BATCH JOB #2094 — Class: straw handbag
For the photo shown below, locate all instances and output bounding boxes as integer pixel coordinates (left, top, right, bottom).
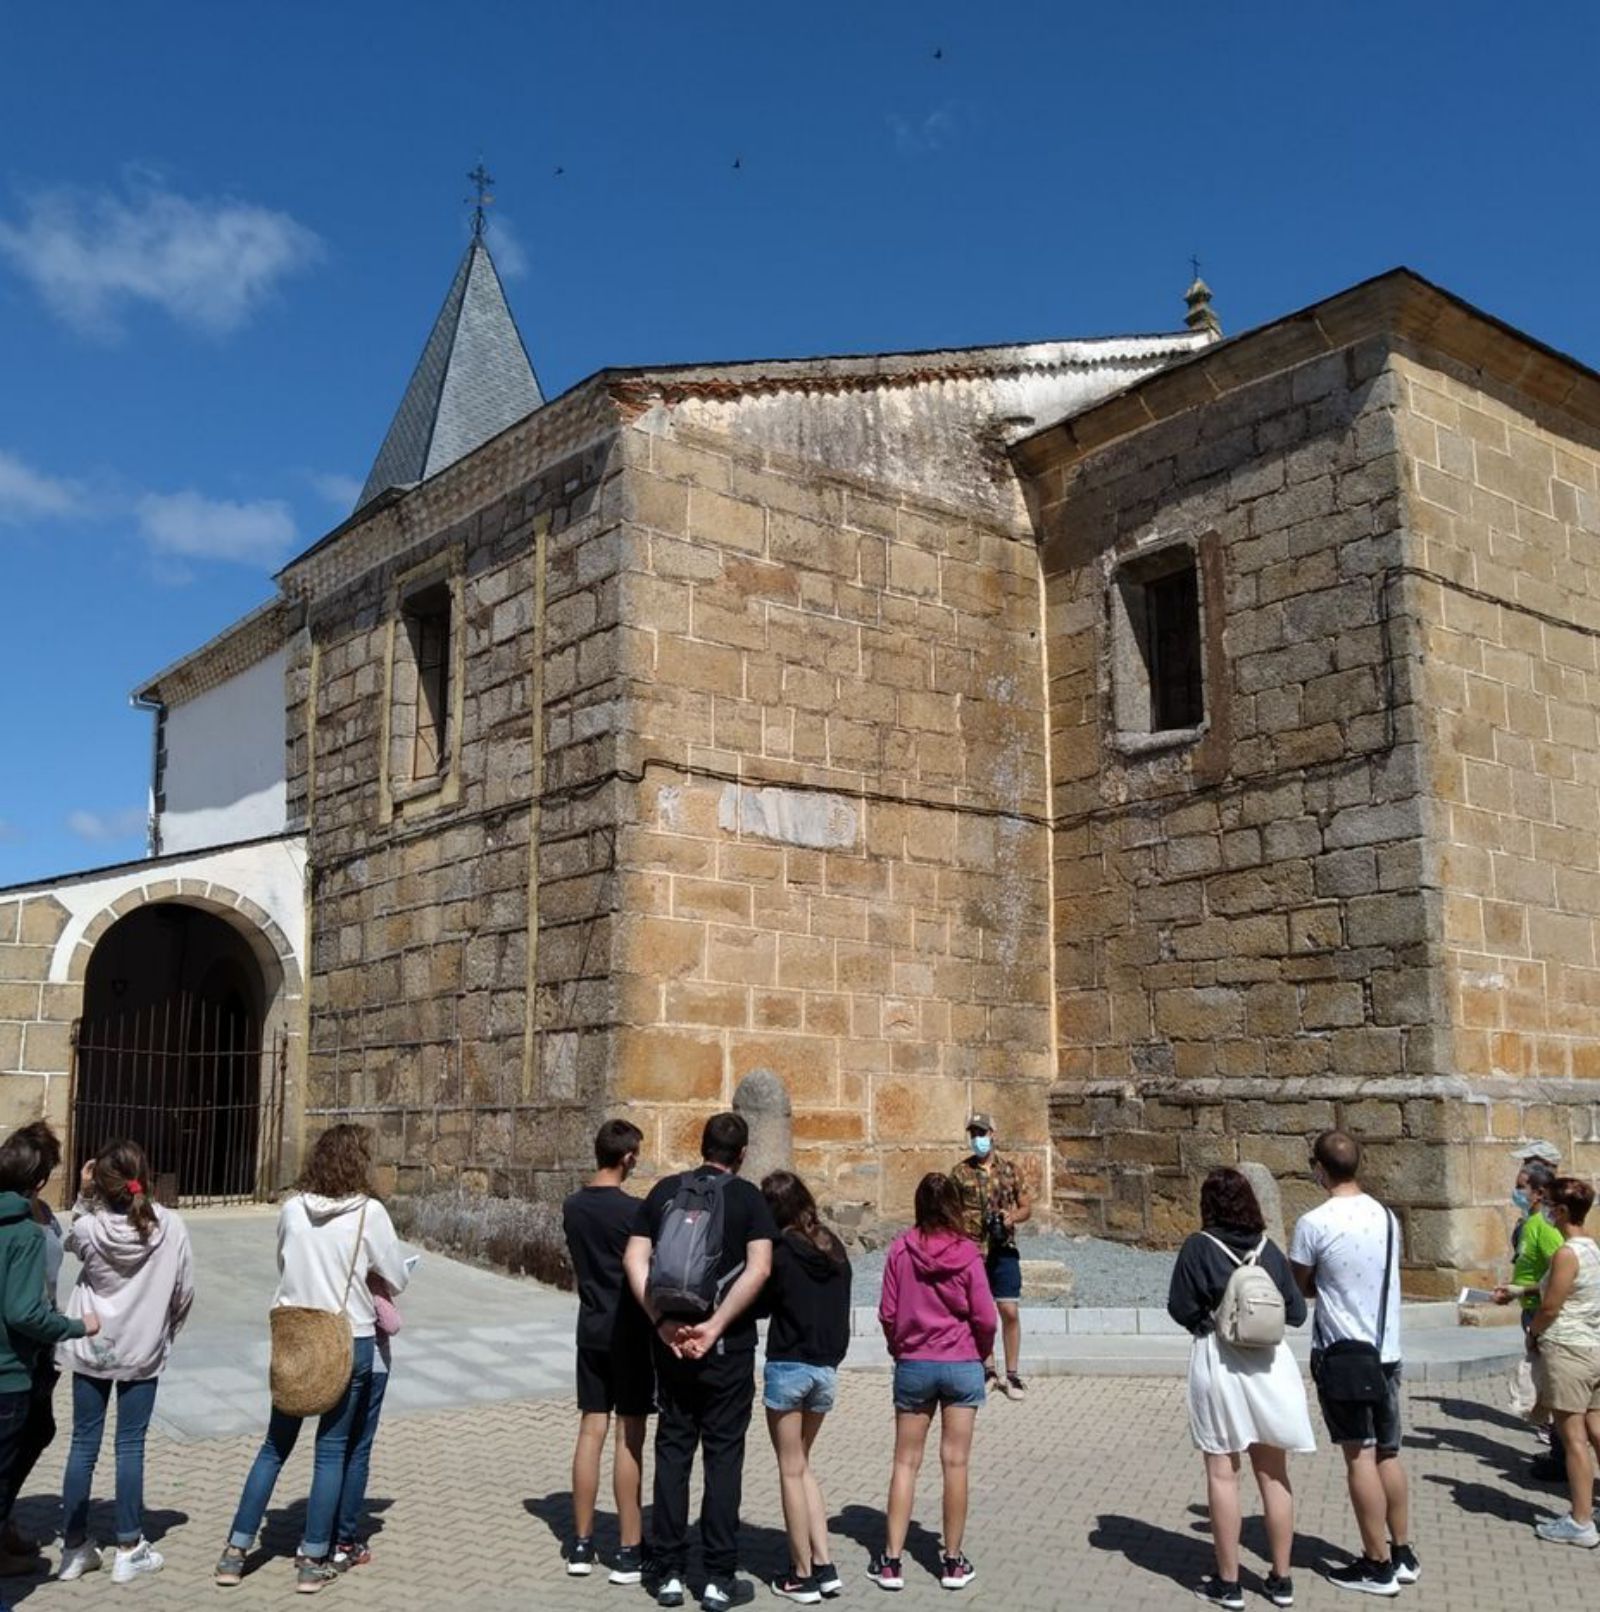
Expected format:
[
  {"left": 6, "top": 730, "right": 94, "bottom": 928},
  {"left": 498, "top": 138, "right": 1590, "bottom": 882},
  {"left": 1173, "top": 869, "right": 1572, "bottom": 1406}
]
[{"left": 269, "top": 1198, "right": 367, "bottom": 1419}]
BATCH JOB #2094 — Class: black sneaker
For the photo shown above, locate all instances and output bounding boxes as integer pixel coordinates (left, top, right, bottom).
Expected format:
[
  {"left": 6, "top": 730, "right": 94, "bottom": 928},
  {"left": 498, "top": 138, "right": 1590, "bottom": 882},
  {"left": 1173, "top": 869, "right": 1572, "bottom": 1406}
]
[
  {"left": 657, "top": 1575, "right": 686, "bottom": 1608},
  {"left": 771, "top": 1570, "right": 821, "bottom": 1605},
  {"left": 1325, "top": 1558, "right": 1399, "bottom": 1598},
  {"left": 867, "top": 1554, "right": 904, "bottom": 1592},
  {"left": 1264, "top": 1573, "right": 1294, "bottom": 1608},
  {"left": 701, "top": 1579, "right": 755, "bottom": 1610},
  {"left": 813, "top": 1563, "right": 843, "bottom": 1598},
  {"left": 568, "top": 1537, "right": 597, "bottom": 1577},
  {"left": 1390, "top": 1545, "right": 1419, "bottom": 1586},
  {"left": 939, "top": 1554, "right": 976, "bottom": 1590},
  {"left": 1193, "top": 1579, "right": 1243, "bottom": 1610},
  {"left": 611, "top": 1545, "right": 645, "bottom": 1586}
]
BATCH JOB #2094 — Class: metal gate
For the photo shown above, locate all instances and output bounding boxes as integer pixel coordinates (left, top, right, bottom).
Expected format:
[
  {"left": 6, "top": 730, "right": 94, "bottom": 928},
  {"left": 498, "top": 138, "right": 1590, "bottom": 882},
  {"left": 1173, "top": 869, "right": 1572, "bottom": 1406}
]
[{"left": 68, "top": 994, "right": 286, "bottom": 1206}]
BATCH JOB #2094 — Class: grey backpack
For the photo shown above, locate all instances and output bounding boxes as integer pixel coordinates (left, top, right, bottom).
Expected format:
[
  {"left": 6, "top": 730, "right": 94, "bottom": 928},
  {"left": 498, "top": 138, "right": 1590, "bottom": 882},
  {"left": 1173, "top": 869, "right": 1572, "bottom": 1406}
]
[
  {"left": 1203, "top": 1234, "right": 1286, "bottom": 1349},
  {"left": 647, "top": 1170, "right": 740, "bottom": 1320}
]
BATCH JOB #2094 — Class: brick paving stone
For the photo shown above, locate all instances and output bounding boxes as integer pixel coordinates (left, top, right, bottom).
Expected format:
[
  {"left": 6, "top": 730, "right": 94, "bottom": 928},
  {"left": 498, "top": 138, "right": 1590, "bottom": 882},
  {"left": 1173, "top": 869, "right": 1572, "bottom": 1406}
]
[{"left": 5, "top": 1375, "right": 1590, "bottom": 1610}]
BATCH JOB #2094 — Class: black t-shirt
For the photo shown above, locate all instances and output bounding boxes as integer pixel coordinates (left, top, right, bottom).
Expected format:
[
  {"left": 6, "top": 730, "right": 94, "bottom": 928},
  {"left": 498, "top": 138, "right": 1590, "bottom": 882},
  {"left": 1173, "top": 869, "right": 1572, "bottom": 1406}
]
[
  {"left": 635, "top": 1167, "right": 778, "bottom": 1351},
  {"left": 563, "top": 1185, "right": 650, "bottom": 1352}
]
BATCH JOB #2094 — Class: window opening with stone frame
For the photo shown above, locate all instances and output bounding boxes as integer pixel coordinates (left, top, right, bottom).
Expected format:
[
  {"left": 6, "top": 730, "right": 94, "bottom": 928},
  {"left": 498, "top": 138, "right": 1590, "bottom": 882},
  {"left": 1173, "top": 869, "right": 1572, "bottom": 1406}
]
[
  {"left": 402, "top": 581, "right": 452, "bottom": 780},
  {"left": 1111, "top": 545, "right": 1206, "bottom": 740}
]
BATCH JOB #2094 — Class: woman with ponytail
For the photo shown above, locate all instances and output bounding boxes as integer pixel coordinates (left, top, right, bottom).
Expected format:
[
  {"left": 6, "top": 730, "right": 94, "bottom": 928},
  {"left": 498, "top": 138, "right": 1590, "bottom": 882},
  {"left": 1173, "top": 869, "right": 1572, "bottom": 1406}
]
[{"left": 57, "top": 1140, "right": 194, "bottom": 1585}]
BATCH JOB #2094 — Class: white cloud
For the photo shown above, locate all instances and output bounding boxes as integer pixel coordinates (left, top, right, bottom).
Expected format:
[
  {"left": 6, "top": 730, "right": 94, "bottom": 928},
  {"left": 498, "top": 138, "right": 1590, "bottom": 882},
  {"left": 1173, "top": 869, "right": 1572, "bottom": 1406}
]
[
  {"left": 308, "top": 471, "right": 363, "bottom": 510},
  {"left": 137, "top": 489, "right": 296, "bottom": 569},
  {"left": 67, "top": 807, "right": 147, "bottom": 843},
  {"left": 0, "top": 449, "right": 82, "bottom": 524},
  {"left": 488, "top": 214, "right": 528, "bottom": 279},
  {"left": 0, "top": 173, "right": 321, "bottom": 337},
  {"left": 888, "top": 105, "right": 959, "bottom": 156}
]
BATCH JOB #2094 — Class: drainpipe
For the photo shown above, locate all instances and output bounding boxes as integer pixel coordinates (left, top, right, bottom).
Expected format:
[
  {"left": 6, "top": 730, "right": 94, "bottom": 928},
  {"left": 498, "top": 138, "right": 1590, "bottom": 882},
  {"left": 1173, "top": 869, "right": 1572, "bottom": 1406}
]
[{"left": 131, "top": 690, "right": 166, "bottom": 859}]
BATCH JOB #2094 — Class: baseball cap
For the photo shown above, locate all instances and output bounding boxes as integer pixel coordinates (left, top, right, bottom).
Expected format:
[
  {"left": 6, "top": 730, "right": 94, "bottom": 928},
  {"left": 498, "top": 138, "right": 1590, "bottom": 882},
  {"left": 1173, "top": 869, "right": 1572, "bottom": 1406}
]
[
  {"left": 1512, "top": 1140, "right": 1561, "bottom": 1167},
  {"left": 966, "top": 1112, "right": 995, "bottom": 1134}
]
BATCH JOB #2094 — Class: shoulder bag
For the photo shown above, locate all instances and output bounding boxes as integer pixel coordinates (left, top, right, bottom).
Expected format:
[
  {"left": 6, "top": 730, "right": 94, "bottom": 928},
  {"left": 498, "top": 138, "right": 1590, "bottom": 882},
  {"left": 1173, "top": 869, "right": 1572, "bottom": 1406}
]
[
  {"left": 269, "top": 1197, "right": 368, "bottom": 1419},
  {"left": 1311, "top": 1207, "right": 1394, "bottom": 1404}
]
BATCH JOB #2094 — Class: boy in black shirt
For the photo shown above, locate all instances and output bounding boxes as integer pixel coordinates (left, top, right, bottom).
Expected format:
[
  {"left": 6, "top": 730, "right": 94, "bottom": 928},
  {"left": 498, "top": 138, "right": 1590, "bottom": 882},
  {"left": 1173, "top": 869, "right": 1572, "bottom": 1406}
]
[
  {"left": 562, "top": 1119, "right": 654, "bottom": 1583},
  {"left": 624, "top": 1113, "right": 776, "bottom": 1611}
]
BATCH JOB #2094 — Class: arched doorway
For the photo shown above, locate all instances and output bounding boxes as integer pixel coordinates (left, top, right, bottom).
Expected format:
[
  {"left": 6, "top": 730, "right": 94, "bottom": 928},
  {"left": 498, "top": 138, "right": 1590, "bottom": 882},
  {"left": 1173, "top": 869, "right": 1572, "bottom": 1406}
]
[{"left": 73, "top": 903, "right": 286, "bottom": 1202}]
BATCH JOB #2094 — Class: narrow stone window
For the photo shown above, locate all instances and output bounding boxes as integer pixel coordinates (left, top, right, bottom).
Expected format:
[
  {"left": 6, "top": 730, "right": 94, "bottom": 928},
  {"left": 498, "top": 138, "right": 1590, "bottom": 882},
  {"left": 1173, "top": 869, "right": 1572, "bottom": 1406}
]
[
  {"left": 401, "top": 581, "right": 452, "bottom": 779},
  {"left": 1111, "top": 545, "right": 1206, "bottom": 744}
]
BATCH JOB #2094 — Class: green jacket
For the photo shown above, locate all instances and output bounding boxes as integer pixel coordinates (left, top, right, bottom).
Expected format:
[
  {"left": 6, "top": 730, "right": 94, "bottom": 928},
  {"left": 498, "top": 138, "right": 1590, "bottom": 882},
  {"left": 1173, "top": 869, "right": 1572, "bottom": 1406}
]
[{"left": 0, "top": 1192, "right": 83, "bottom": 1392}]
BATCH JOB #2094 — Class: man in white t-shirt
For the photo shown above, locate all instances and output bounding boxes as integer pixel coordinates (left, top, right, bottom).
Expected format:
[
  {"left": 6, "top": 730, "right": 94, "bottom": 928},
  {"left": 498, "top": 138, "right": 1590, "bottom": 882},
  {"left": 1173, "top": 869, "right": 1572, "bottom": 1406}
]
[{"left": 1289, "top": 1130, "right": 1418, "bottom": 1598}]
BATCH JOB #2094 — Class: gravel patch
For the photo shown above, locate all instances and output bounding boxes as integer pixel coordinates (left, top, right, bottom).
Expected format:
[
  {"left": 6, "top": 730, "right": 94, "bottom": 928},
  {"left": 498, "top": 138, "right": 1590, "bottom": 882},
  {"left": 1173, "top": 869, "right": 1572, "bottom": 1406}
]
[{"left": 847, "top": 1231, "right": 1175, "bottom": 1308}]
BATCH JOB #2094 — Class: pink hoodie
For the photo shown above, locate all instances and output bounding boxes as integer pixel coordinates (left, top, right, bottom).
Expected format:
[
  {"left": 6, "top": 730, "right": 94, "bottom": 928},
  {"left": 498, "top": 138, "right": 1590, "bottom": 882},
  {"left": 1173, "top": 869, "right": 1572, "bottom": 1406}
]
[{"left": 878, "top": 1228, "right": 996, "bottom": 1362}]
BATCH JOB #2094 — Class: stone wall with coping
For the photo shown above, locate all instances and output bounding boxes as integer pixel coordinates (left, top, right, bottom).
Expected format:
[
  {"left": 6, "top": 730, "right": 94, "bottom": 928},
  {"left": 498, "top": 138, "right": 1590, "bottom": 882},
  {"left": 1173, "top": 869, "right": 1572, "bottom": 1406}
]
[
  {"left": 1028, "top": 340, "right": 1463, "bottom": 1275},
  {"left": 287, "top": 435, "right": 628, "bottom": 1199},
  {"left": 0, "top": 894, "right": 76, "bottom": 1132},
  {"left": 608, "top": 421, "right": 1053, "bottom": 1216}
]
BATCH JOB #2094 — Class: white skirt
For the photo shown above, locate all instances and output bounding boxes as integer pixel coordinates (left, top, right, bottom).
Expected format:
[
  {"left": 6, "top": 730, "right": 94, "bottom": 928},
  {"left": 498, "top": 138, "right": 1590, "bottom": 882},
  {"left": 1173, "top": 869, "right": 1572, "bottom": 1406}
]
[{"left": 1187, "top": 1332, "right": 1316, "bottom": 1456}]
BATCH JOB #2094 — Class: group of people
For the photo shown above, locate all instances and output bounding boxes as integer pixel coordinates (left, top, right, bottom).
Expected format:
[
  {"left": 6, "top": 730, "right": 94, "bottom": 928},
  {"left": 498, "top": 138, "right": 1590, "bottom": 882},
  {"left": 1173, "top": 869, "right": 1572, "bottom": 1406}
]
[
  {"left": 0, "top": 1108, "right": 1589, "bottom": 1606},
  {"left": 1168, "top": 1131, "right": 1600, "bottom": 1608},
  {"left": 0, "top": 1118, "right": 406, "bottom": 1601},
  {"left": 561, "top": 1110, "right": 1033, "bottom": 1608}
]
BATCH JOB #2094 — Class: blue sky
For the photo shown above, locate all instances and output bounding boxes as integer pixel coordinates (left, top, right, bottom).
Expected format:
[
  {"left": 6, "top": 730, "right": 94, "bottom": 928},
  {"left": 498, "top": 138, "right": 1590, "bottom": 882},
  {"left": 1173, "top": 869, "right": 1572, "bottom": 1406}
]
[{"left": 2, "top": 1, "right": 1597, "bottom": 885}]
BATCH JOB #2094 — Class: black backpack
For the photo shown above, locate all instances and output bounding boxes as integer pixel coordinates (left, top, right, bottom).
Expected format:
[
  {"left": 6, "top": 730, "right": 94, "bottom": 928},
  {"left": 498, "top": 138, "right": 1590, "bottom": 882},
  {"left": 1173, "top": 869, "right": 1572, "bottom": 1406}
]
[{"left": 647, "top": 1171, "right": 741, "bottom": 1319}]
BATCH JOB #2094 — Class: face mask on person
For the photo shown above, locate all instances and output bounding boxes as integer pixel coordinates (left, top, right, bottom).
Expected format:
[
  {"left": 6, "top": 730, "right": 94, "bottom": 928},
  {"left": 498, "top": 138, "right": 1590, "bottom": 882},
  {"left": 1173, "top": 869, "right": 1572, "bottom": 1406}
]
[
  {"left": 1511, "top": 1188, "right": 1532, "bottom": 1212},
  {"left": 971, "top": 1134, "right": 993, "bottom": 1159}
]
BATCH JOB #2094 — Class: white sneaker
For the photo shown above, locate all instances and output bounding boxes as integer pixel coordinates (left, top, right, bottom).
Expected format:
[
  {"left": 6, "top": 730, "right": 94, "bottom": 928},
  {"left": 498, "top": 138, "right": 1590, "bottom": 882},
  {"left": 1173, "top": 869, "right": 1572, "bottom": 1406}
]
[
  {"left": 1535, "top": 1512, "right": 1600, "bottom": 1548},
  {"left": 58, "top": 1543, "right": 103, "bottom": 1581},
  {"left": 111, "top": 1540, "right": 164, "bottom": 1582}
]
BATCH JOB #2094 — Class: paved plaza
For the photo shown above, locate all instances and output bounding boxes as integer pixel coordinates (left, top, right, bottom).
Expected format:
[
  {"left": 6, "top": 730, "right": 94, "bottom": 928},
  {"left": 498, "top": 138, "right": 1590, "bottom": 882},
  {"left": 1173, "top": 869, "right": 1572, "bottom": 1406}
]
[{"left": 0, "top": 1210, "right": 1577, "bottom": 1608}]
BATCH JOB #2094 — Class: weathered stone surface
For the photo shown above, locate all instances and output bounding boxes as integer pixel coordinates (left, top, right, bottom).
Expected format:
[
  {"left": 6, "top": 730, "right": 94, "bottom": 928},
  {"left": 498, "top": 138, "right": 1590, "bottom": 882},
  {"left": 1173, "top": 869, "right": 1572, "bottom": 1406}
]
[{"left": 733, "top": 1067, "right": 793, "bottom": 1188}]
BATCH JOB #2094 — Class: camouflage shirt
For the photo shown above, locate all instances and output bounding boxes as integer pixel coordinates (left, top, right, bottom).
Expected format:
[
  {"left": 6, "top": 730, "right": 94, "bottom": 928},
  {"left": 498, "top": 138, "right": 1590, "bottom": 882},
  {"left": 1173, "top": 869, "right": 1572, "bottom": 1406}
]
[{"left": 950, "top": 1156, "right": 1025, "bottom": 1251}]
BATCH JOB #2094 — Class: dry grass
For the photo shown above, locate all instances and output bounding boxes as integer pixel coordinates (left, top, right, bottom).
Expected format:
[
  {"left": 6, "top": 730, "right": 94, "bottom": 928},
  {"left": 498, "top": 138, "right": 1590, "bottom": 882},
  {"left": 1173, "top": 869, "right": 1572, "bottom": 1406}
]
[{"left": 390, "top": 1186, "right": 574, "bottom": 1290}]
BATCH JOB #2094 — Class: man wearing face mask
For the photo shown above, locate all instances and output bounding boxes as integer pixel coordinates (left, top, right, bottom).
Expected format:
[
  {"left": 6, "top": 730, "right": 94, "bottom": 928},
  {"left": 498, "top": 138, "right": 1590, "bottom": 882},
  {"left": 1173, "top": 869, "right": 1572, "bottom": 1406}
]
[
  {"left": 1495, "top": 1145, "right": 1566, "bottom": 1478},
  {"left": 951, "top": 1114, "right": 1030, "bottom": 1400}
]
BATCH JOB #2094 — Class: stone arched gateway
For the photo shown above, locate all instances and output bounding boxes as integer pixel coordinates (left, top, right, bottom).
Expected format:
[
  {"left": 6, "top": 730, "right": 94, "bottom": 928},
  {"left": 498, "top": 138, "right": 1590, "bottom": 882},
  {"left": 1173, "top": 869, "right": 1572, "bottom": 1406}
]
[{"left": 65, "top": 881, "right": 303, "bottom": 1204}]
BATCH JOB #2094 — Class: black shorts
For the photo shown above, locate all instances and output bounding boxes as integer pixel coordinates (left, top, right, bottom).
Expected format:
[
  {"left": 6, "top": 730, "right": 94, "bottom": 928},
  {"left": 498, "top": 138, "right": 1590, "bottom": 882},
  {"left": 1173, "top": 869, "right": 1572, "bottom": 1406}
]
[
  {"left": 1313, "top": 1356, "right": 1403, "bottom": 1451},
  {"left": 575, "top": 1344, "right": 655, "bottom": 1418}
]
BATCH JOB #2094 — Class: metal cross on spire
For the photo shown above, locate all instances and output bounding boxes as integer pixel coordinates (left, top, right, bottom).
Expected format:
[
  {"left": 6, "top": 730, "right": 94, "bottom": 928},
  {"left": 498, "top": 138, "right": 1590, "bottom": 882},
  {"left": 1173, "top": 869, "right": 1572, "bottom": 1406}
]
[
  {"left": 1189, "top": 254, "right": 1202, "bottom": 283},
  {"left": 467, "top": 160, "right": 495, "bottom": 240}
]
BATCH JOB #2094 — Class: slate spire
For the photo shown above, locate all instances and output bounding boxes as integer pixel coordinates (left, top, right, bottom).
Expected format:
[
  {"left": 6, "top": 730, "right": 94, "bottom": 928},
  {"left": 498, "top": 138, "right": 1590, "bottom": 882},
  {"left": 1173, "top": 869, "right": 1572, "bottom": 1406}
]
[{"left": 355, "top": 232, "right": 544, "bottom": 513}]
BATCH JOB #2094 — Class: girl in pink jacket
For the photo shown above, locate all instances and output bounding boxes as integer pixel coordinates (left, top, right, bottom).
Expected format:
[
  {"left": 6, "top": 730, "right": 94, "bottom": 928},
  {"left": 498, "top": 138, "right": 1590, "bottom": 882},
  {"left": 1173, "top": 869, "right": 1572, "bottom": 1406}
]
[{"left": 870, "top": 1173, "right": 996, "bottom": 1594}]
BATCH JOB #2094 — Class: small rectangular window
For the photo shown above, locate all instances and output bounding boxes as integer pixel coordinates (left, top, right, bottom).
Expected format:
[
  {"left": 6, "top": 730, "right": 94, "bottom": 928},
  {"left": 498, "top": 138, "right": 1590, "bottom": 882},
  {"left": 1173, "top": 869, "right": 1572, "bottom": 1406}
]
[
  {"left": 403, "top": 582, "right": 452, "bottom": 779},
  {"left": 1111, "top": 546, "right": 1206, "bottom": 743}
]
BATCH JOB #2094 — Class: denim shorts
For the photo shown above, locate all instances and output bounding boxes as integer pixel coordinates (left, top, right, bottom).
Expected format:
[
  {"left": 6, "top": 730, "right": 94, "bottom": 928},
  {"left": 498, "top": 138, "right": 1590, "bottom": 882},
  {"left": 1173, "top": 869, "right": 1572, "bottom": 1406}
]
[
  {"left": 763, "top": 1361, "right": 838, "bottom": 1414},
  {"left": 987, "top": 1248, "right": 1022, "bottom": 1301},
  {"left": 892, "top": 1359, "right": 987, "bottom": 1412}
]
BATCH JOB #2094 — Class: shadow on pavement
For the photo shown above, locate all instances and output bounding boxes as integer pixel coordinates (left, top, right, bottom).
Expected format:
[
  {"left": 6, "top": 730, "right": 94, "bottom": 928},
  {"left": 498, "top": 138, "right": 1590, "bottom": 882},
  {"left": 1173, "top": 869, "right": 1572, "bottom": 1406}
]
[
  {"left": 1088, "top": 1513, "right": 1212, "bottom": 1589},
  {"left": 830, "top": 1501, "right": 941, "bottom": 1582},
  {"left": 1182, "top": 1501, "right": 1349, "bottom": 1576},
  {"left": 1424, "top": 1473, "right": 1554, "bottom": 1529},
  {"left": 1414, "top": 1395, "right": 1530, "bottom": 1435}
]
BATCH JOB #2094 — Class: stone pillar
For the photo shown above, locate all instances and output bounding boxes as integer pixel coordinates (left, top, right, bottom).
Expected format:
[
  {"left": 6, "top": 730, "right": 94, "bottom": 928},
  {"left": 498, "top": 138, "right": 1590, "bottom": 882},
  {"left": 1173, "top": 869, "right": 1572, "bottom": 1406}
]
[
  {"left": 733, "top": 1067, "right": 792, "bottom": 1189},
  {"left": 1238, "top": 1160, "right": 1287, "bottom": 1252}
]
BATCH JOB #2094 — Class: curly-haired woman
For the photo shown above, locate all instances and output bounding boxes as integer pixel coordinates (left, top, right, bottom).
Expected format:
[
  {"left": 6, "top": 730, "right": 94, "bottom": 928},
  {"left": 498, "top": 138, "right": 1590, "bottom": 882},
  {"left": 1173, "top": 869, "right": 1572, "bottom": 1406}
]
[
  {"left": 214, "top": 1124, "right": 409, "bottom": 1595},
  {"left": 1167, "top": 1167, "right": 1312, "bottom": 1611}
]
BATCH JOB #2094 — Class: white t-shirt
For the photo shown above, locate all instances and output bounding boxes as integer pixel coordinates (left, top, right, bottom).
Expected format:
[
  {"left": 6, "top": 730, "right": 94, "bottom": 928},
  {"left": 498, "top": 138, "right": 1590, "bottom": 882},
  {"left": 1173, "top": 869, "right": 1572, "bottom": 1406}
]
[{"left": 1289, "top": 1191, "right": 1402, "bottom": 1364}]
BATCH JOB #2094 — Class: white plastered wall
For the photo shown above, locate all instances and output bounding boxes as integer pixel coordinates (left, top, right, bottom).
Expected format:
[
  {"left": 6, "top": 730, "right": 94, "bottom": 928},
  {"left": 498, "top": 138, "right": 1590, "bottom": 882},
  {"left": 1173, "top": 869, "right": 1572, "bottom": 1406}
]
[{"left": 157, "top": 648, "right": 288, "bottom": 855}]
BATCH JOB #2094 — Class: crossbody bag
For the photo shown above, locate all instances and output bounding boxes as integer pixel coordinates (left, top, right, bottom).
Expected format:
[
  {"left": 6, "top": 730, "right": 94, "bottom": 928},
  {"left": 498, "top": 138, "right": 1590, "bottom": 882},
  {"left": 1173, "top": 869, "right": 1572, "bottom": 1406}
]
[
  {"left": 268, "top": 1197, "right": 368, "bottom": 1419},
  {"left": 1312, "top": 1207, "right": 1395, "bottom": 1404}
]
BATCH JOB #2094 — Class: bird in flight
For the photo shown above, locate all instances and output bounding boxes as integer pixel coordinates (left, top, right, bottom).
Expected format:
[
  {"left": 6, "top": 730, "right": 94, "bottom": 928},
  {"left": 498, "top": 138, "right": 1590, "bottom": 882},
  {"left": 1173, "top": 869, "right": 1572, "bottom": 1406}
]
[
  {"left": 732, "top": 156, "right": 742, "bottom": 170},
  {"left": 553, "top": 166, "right": 565, "bottom": 177},
  {"left": 933, "top": 46, "right": 943, "bottom": 59}
]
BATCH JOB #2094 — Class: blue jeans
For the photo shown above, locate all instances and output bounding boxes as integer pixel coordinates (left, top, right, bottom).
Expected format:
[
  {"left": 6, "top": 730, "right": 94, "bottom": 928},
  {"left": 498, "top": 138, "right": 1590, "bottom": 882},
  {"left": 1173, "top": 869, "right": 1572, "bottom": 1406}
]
[
  {"left": 62, "top": 1374, "right": 159, "bottom": 1548},
  {"left": 334, "top": 1353, "right": 389, "bottom": 1545},
  {"left": 228, "top": 1336, "right": 379, "bottom": 1560}
]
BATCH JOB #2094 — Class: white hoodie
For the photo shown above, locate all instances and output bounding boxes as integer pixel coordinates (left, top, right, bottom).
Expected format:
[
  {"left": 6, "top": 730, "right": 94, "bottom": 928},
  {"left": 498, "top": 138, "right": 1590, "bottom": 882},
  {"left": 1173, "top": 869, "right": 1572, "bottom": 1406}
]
[
  {"left": 60, "top": 1203, "right": 195, "bottom": 1381},
  {"left": 275, "top": 1194, "right": 409, "bottom": 1339}
]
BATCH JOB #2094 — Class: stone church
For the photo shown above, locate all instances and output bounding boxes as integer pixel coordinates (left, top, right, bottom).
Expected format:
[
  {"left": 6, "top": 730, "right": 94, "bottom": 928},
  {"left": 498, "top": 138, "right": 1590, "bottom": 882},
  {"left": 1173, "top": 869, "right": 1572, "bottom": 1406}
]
[{"left": 6, "top": 230, "right": 1600, "bottom": 1292}]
